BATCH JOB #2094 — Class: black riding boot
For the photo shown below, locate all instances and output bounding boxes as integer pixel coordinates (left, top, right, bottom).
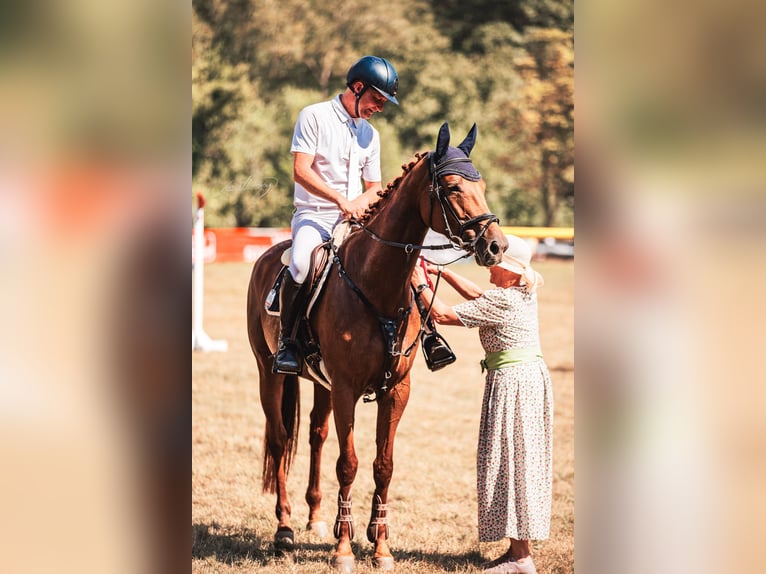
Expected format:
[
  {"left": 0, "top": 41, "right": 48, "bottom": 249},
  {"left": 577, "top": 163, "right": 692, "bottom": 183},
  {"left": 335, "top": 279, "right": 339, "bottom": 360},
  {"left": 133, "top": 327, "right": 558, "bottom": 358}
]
[{"left": 273, "top": 270, "right": 306, "bottom": 375}]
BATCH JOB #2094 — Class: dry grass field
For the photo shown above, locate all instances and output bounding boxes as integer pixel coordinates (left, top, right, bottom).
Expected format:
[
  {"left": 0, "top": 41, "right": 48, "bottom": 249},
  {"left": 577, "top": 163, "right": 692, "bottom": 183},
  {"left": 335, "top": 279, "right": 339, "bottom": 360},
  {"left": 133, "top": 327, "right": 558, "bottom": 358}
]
[{"left": 193, "top": 259, "right": 573, "bottom": 573}]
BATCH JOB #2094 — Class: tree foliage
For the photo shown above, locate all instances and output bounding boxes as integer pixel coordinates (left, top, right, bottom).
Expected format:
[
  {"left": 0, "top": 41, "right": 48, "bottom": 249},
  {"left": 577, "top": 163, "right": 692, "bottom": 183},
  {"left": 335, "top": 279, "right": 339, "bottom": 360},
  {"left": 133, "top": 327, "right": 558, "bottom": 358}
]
[{"left": 192, "top": 0, "right": 573, "bottom": 227}]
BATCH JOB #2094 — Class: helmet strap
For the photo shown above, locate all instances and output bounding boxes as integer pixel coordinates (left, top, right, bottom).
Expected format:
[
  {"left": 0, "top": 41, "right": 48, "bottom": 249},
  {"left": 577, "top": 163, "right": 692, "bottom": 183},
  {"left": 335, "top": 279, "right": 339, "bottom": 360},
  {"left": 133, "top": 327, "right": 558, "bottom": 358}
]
[{"left": 353, "top": 84, "right": 368, "bottom": 118}]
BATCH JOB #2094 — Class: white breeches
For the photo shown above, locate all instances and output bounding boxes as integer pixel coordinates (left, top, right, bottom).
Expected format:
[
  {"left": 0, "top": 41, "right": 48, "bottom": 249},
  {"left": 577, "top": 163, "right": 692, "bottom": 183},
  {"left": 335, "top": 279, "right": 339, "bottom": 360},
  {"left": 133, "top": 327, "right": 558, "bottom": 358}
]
[{"left": 288, "top": 208, "right": 341, "bottom": 284}]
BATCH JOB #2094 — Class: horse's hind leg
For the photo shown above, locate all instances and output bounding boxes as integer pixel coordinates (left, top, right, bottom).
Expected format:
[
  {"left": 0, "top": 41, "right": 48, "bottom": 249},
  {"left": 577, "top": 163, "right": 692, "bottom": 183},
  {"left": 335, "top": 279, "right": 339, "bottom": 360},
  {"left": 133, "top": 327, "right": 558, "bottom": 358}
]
[
  {"left": 305, "top": 383, "right": 332, "bottom": 538},
  {"left": 368, "top": 377, "right": 411, "bottom": 570},
  {"left": 259, "top": 369, "right": 300, "bottom": 550},
  {"left": 249, "top": 252, "right": 302, "bottom": 550}
]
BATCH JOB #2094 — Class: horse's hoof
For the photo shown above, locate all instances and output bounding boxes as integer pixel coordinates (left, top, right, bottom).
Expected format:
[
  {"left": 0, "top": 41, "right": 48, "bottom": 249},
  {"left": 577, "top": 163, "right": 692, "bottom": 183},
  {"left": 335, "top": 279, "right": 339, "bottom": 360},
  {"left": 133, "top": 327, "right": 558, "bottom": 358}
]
[
  {"left": 373, "top": 555, "right": 395, "bottom": 571},
  {"left": 331, "top": 554, "right": 356, "bottom": 573},
  {"left": 306, "top": 520, "right": 330, "bottom": 538},
  {"left": 274, "top": 527, "right": 295, "bottom": 551}
]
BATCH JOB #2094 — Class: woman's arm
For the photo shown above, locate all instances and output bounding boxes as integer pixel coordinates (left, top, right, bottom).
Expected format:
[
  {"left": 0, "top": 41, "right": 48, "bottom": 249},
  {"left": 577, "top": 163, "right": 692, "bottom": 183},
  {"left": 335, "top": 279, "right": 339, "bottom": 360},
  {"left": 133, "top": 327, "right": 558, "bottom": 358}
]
[
  {"left": 412, "top": 267, "right": 464, "bottom": 326},
  {"left": 427, "top": 265, "right": 484, "bottom": 300}
]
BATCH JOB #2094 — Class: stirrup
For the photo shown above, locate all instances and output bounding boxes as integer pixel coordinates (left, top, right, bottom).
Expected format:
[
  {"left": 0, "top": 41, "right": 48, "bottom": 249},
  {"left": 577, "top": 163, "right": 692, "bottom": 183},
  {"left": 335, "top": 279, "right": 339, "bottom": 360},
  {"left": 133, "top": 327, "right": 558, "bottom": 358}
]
[
  {"left": 273, "top": 340, "right": 303, "bottom": 375},
  {"left": 421, "top": 331, "right": 457, "bottom": 371}
]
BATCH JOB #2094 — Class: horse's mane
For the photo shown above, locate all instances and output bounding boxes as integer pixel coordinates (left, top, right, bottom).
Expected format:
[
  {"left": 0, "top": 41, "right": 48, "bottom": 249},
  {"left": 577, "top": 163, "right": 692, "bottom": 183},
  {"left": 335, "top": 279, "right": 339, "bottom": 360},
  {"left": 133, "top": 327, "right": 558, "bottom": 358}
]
[{"left": 358, "top": 151, "right": 428, "bottom": 224}]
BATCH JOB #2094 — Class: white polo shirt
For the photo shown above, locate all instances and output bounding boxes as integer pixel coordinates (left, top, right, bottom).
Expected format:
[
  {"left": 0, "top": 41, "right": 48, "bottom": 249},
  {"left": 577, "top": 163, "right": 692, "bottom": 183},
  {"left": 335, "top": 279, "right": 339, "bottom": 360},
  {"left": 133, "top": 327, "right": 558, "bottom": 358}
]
[{"left": 290, "top": 95, "right": 381, "bottom": 209}]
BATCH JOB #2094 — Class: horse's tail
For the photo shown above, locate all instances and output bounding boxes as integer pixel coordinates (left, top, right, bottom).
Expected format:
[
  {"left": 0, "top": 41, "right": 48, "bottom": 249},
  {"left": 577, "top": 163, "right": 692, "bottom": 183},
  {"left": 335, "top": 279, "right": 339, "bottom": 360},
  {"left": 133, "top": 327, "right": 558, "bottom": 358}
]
[{"left": 261, "top": 374, "right": 301, "bottom": 494}]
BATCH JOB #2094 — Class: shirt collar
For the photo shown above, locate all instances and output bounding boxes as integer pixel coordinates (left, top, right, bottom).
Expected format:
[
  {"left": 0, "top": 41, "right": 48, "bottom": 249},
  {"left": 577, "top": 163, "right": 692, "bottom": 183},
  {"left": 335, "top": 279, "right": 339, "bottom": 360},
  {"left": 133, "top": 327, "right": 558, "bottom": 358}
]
[{"left": 332, "top": 94, "right": 358, "bottom": 128}]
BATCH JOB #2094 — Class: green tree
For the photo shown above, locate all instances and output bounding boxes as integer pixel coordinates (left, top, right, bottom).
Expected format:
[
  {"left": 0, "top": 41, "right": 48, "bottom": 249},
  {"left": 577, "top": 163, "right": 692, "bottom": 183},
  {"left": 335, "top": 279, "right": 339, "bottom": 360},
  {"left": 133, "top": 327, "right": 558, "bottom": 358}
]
[
  {"left": 514, "top": 28, "right": 574, "bottom": 226},
  {"left": 192, "top": 0, "right": 574, "bottom": 228},
  {"left": 429, "top": 0, "right": 573, "bottom": 50},
  {"left": 192, "top": 10, "right": 250, "bottom": 181}
]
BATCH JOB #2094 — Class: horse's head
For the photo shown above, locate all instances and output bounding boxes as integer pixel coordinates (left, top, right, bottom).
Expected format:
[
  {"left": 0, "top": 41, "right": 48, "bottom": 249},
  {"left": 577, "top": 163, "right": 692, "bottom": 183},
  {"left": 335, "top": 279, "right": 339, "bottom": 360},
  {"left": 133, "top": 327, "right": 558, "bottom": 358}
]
[{"left": 423, "top": 122, "right": 508, "bottom": 266}]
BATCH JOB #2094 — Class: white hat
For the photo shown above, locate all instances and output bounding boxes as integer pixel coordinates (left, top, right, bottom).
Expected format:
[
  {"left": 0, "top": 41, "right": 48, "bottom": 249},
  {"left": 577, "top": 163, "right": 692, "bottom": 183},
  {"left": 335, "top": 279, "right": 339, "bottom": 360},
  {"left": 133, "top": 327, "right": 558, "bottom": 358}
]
[{"left": 495, "top": 235, "right": 544, "bottom": 291}]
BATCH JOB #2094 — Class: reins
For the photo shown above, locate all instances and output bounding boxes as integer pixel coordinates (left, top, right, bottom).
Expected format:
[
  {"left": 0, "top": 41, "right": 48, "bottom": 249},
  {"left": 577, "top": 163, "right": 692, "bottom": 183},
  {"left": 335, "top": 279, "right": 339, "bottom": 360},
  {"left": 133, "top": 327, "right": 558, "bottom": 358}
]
[
  {"left": 350, "top": 221, "right": 461, "bottom": 253},
  {"left": 413, "top": 258, "right": 443, "bottom": 328}
]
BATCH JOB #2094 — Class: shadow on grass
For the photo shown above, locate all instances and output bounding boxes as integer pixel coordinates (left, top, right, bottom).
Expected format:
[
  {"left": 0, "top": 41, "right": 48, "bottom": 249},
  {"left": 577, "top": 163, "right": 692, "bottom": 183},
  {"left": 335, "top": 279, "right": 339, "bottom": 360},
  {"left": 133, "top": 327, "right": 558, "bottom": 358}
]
[
  {"left": 193, "top": 522, "right": 484, "bottom": 571},
  {"left": 193, "top": 522, "right": 336, "bottom": 566}
]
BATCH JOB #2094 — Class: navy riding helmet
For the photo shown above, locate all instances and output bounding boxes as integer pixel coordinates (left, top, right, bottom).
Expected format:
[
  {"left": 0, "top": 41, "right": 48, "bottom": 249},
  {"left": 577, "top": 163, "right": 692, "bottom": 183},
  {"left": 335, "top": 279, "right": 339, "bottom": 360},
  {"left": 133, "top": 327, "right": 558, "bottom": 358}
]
[{"left": 346, "top": 56, "right": 399, "bottom": 106}]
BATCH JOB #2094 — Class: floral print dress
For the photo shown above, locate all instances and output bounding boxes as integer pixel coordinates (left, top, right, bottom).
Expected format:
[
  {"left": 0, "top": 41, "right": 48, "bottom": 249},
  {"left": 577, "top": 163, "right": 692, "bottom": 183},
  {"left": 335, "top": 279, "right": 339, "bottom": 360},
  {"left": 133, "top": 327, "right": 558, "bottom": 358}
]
[{"left": 454, "top": 287, "right": 553, "bottom": 542}]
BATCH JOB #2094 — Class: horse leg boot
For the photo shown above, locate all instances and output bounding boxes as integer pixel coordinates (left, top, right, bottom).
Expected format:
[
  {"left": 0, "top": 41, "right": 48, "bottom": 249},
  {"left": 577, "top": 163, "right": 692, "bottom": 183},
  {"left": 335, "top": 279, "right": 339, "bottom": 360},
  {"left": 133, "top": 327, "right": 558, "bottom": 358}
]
[{"left": 273, "top": 270, "right": 306, "bottom": 375}]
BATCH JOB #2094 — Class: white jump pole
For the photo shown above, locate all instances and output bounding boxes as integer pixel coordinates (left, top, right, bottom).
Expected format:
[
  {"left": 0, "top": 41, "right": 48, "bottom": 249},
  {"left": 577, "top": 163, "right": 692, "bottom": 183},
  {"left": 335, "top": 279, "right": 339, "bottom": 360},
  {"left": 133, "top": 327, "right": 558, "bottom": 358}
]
[{"left": 192, "top": 192, "right": 228, "bottom": 352}]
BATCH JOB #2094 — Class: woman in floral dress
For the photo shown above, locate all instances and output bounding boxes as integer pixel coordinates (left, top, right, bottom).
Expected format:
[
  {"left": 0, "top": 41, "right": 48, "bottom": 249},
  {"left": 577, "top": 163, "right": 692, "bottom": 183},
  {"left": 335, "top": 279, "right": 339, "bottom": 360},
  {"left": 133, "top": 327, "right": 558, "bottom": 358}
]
[{"left": 412, "top": 235, "right": 552, "bottom": 574}]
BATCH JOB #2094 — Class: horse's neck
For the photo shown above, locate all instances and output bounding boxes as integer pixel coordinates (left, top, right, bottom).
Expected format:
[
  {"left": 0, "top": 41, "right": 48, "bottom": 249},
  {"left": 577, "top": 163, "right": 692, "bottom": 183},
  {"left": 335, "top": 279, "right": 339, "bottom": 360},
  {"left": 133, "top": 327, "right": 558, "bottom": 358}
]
[
  {"left": 343, "top": 161, "right": 430, "bottom": 315},
  {"left": 371, "top": 163, "right": 430, "bottom": 248}
]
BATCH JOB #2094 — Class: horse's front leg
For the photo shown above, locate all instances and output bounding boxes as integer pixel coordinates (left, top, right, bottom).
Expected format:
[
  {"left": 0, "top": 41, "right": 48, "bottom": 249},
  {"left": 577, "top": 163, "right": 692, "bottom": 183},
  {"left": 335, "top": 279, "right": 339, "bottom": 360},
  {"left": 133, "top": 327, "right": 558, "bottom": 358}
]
[
  {"left": 305, "top": 383, "right": 332, "bottom": 538},
  {"left": 331, "top": 387, "right": 359, "bottom": 573},
  {"left": 368, "top": 376, "right": 411, "bottom": 570}
]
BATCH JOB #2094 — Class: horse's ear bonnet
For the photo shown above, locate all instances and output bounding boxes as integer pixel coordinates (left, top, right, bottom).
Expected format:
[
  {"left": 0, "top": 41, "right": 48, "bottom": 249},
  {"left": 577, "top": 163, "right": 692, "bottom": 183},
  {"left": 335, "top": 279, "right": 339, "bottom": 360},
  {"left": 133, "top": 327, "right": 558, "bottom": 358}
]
[
  {"left": 457, "top": 123, "right": 477, "bottom": 157},
  {"left": 432, "top": 122, "right": 481, "bottom": 182},
  {"left": 434, "top": 122, "right": 451, "bottom": 161}
]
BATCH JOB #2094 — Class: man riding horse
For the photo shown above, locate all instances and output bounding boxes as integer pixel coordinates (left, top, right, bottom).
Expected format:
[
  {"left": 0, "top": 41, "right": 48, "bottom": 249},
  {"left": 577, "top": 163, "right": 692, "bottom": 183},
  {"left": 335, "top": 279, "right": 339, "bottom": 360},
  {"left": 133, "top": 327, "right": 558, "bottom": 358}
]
[{"left": 274, "top": 55, "right": 454, "bottom": 375}]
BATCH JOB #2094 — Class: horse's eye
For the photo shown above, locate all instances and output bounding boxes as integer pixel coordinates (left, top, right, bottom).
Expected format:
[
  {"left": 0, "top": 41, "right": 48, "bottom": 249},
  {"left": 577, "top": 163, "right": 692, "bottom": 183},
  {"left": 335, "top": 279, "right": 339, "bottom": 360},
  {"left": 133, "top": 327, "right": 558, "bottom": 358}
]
[{"left": 448, "top": 184, "right": 461, "bottom": 193}]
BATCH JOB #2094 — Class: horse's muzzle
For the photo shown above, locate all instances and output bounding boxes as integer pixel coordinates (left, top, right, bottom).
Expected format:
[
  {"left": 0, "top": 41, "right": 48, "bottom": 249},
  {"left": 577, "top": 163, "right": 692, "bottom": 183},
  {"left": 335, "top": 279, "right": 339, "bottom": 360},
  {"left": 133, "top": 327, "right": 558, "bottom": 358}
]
[{"left": 474, "top": 233, "right": 507, "bottom": 266}]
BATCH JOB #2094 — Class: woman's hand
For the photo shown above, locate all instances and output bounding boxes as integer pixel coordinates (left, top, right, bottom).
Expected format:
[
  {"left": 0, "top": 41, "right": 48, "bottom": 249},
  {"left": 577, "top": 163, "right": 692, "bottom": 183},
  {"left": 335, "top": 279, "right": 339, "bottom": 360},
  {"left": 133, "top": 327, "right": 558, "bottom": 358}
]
[{"left": 412, "top": 265, "right": 428, "bottom": 286}]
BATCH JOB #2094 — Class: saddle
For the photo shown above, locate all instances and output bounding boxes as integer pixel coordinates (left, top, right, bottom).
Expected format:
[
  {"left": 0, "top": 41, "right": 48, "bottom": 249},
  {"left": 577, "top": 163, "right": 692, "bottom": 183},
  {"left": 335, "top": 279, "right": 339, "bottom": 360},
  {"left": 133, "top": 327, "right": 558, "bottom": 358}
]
[
  {"left": 264, "top": 223, "right": 352, "bottom": 386},
  {"left": 263, "top": 222, "right": 455, "bottom": 386},
  {"left": 264, "top": 243, "right": 330, "bottom": 317}
]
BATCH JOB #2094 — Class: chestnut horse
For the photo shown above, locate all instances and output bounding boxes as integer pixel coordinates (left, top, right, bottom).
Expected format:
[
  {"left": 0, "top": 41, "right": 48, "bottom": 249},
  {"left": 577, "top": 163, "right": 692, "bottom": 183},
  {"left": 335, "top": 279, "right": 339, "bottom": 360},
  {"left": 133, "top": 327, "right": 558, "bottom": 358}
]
[{"left": 246, "top": 122, "right": 507, "bottom": 571}]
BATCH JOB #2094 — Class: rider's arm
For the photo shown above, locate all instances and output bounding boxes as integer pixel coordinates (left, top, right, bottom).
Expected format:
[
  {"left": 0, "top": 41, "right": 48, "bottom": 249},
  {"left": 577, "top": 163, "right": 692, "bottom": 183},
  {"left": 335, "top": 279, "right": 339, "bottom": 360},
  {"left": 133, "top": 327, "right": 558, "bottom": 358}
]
[
  {"left": 361, "top": 180, "right": 383, "bottom": 198},
  {"left": 294, "top": 152, "right": 355, "bottom": 215},
  {"left": 294, "top": 153, "right": 381, "bottom": 220},
  {"left": 347, "top": 180, "right": 383, "bottom": 219}
]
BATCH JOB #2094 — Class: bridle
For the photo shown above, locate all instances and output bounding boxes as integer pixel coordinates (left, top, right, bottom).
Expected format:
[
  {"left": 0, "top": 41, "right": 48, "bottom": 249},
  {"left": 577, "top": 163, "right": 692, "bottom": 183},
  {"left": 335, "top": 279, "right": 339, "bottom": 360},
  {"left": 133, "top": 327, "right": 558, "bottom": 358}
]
[
  {"left": 353, "top": 152, "right": 499, "bottom": 256},
  {"left": 428, "top": 152, "right": 500, "bottom": 252}
]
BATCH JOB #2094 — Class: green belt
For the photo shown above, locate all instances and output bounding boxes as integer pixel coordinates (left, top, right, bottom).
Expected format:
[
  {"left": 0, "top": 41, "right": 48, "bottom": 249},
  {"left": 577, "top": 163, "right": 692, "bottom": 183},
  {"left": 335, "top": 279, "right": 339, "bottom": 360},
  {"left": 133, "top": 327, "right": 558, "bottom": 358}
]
[{"left": 480, "top": 347, "right": 543, "bottom": 372}]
